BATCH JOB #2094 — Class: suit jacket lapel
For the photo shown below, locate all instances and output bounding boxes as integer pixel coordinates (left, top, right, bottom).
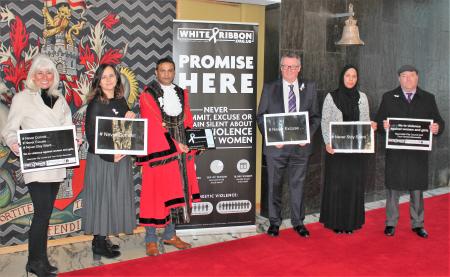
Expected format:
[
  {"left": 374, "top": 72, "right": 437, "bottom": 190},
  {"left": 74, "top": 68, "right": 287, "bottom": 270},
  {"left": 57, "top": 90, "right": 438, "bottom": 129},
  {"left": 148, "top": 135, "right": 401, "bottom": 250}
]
[
  {"left": 299, "top": 79, "right": 306, "bottom": 112},
  {"left": 275, "top": 80, "right": 285, "bottom": 113}
]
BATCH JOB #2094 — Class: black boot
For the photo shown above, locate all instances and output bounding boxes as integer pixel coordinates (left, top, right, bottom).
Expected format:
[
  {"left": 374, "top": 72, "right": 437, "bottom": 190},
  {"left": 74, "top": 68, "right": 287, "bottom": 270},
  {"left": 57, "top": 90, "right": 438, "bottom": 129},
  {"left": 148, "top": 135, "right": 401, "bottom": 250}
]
[
  {"left": 42, "top": 234, "right": 58, "bottom": 273},
  {"left": 41, "top": 254, "right": 57, "bottom": 273},
  {"left": 106, "top": 237, "right": 120, "bottom": 250},
  {"left": 92, "top": 235, "right": 121, "bottom": 260},
  {"left": 43, "top": 259, "right": 58, "bottom": 273},
  {"left": 26, "top": 260, "right": 56, "bottom": 277},
  {"left": 92, "top": 236, "right": 120, "bottom": 250}
]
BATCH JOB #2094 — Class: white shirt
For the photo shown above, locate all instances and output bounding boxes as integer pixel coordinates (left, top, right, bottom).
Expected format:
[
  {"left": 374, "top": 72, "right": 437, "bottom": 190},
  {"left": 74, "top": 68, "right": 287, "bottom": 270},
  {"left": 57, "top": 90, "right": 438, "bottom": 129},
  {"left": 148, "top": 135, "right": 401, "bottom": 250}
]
[
  {"left": 160, "top": 83, "right": 182, "bottom": 116},
  {"left": 282, "top": 79, "right": 300, "bottom": 113},
  {"left": 401, "top": 88, "right": 417, "bottom": 101}
]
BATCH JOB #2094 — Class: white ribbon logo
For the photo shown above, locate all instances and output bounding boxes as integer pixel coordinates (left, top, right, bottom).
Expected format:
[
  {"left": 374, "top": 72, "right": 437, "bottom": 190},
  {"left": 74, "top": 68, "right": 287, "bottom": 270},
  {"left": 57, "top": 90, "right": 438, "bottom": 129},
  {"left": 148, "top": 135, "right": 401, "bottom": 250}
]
[
  {"left": 188, "top": 133, "right": 196, "bottom": 143},
  {"left": 208, "top": 27, "right": 221, "bottom": 43},
  {"left": 188, "top": 132, "right": 206, "bottom": 144}
]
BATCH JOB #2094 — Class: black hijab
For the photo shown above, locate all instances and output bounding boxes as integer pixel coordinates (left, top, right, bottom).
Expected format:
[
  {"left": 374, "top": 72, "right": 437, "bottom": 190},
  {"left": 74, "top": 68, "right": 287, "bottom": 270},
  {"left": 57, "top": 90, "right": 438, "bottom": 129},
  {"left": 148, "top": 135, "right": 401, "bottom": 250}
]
[{"left": 330, "top": 65, "right": 360, "bottom": 121}]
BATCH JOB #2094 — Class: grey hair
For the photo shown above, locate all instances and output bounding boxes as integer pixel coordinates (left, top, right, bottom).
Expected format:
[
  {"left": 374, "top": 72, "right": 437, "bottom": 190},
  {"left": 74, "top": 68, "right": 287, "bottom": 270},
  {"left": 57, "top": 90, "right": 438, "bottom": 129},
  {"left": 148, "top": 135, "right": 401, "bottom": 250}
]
[
  {"left": 280, "top": 53, "right": 301, "bottom": 66},
  {"left": 25, "top": 54, "right": 60, "bottom": 96}
]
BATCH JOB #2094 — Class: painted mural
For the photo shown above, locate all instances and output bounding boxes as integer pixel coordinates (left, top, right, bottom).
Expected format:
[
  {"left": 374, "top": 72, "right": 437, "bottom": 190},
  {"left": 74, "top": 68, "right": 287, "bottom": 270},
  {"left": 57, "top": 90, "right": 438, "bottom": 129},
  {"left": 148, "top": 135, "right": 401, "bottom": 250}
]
[{"left": 0, "top": 0, "right": 175, "bottom": 246}]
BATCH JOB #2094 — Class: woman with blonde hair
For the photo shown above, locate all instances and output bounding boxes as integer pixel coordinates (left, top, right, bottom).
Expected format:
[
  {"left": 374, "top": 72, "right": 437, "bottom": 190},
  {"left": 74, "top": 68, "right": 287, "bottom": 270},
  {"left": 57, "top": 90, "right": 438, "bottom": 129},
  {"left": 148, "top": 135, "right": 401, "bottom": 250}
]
[{"left": 2, "top": 54, "right": 72, "bottom": 277}]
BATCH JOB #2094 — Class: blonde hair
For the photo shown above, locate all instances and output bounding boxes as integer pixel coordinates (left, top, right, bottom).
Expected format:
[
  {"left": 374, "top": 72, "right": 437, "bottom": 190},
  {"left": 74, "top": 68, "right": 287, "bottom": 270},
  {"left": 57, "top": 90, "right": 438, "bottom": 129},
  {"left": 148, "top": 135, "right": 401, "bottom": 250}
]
[{"left": 25, "top": 54, "right": 60, "bottom": 96}]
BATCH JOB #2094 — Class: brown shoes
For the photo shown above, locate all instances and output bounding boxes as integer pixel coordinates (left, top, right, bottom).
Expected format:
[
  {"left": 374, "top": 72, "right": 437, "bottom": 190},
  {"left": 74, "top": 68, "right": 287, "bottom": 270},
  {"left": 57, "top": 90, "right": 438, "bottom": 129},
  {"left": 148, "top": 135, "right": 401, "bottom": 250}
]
[
  {"left": 163, "top": 235, "right": 192, "bottom": 249},
  {"left": 146, "top": 242, "right": 160, "bottom": 256},
  {"left": 146, "top": 236, "right": 191, "bottom": 256}
]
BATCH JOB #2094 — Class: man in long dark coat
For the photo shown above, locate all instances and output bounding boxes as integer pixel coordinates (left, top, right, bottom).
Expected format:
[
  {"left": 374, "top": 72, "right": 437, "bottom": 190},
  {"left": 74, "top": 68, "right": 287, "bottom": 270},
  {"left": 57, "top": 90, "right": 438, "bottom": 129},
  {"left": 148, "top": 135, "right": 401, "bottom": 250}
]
[{"left": 375, "top": 65, "right": 445, "bottom": 238}]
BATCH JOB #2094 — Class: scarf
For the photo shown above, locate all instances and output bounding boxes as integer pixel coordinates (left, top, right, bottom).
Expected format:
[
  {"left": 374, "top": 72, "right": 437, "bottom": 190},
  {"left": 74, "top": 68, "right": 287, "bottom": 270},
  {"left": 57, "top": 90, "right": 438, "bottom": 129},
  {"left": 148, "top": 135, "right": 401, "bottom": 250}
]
[{"left": 330, "top": 65, "right": 360, "bottom": 121}]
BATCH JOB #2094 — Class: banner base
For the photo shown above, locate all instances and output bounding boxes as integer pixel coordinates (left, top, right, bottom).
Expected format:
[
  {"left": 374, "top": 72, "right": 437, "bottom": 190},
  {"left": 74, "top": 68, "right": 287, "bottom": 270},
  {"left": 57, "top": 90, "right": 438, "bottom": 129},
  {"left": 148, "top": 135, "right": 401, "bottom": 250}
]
[{"left": 177, "top": 225, "right": 257, "bottom": 236}]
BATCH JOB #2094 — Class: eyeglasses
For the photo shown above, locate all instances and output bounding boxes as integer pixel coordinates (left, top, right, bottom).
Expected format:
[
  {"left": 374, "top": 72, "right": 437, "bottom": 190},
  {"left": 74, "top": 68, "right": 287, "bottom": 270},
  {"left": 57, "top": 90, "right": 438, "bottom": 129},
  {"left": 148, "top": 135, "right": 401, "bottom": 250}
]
[{"left": 280, "top": 64, "right": 300, "bottom": 71}]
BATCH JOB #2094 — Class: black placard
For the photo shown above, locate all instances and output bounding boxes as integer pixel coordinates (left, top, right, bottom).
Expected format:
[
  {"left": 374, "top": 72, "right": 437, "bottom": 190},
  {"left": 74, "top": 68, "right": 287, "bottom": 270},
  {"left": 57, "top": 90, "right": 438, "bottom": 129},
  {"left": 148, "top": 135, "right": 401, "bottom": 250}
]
[
  {"left": 386, "top": 118, "right": 433, "bottom": 151},
  {"left": 330, "top": 122, "right": 374, "bottom": 153},
  {"left": 186, "top": 129, "right": 215, "bottom": 150},
  {"left": 18, "top": 125, "right": 79, "bottom": 173},
  {"left": 263, "top": 112, "right": 310, "bottom": 146},
  {"left": 95, "top": 116, "right": 148, "bottom": 155}
]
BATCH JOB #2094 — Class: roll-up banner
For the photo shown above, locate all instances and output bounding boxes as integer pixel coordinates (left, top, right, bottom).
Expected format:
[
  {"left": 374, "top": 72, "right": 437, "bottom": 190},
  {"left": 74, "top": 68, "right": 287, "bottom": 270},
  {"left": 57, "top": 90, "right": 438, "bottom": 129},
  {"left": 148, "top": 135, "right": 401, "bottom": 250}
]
[{"left": 173, "top": 20, "right": 258, "bottom": 232}]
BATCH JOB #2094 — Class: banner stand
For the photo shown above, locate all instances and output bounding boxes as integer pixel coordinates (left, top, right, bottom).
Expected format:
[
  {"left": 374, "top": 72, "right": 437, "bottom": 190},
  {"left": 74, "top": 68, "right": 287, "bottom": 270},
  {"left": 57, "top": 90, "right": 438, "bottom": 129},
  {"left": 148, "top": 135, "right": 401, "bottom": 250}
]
[{"left": 173, "top": 20, "right": 258, "bottom": 232}]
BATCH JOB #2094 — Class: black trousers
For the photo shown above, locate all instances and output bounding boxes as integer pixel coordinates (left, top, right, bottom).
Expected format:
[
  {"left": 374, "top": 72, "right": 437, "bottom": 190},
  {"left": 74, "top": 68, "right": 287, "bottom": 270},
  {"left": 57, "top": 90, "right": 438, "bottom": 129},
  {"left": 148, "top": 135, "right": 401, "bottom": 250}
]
[
  {"left": 27, "top": 182, "right": 60, "bottom": 262},
  {"left": 266, "top": 154, "right": 309, "bottom": 227}
]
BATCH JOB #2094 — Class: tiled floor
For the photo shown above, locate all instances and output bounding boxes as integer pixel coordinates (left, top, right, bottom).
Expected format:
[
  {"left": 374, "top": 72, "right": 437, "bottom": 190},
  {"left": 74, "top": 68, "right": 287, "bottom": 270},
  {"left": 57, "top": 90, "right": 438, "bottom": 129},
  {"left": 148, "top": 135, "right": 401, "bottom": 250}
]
[{"left": 0, "top": 186, "right": 448, "bottom": 276}]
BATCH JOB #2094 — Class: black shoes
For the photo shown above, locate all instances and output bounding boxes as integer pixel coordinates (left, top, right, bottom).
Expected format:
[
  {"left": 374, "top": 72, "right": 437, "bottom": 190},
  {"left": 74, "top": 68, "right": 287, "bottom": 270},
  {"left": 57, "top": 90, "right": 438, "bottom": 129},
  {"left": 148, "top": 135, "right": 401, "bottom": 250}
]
[
  {"left": 293, "top": 225, "right": 310, "bottom": 237},
  {"left": 26, "top": 261, "right": 56, "bottom": 277},
  {"left": 92, "top": 237, "right": 120, "bottom": 251},
  {"left": 92, "top": 236, "right": 121, "bottom": 260},
  {"left": 412, "top": 227, "right": 428, "bottom": 238},
  {"left": 384, "top": 226, "right": 428, "bottom": 238},
  {"left": 267, "top": 225, "right": 280, "bottom": 237},
  {"left": 384, "top": 226, "right": 395, "bottom": 236},
  {"left": 106, "top": 238, "right": 120, "bottom": 250},
  {"left": 267, "top": 225, "right": 310, "bottom": 237}
]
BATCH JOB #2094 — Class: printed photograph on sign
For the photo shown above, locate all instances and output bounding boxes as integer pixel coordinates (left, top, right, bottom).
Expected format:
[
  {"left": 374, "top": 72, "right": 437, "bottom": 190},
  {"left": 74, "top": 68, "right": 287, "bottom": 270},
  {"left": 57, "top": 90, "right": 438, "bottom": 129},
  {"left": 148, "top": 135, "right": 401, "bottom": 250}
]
[
  {"left": 329, "top": 121, "right": 374, "bottom": 153},
  {"left": 95, "top": 116, "right": 148, "bottom": 155},
  {"left": 263, "top": 112, "right": 310, "bottom": 146}
]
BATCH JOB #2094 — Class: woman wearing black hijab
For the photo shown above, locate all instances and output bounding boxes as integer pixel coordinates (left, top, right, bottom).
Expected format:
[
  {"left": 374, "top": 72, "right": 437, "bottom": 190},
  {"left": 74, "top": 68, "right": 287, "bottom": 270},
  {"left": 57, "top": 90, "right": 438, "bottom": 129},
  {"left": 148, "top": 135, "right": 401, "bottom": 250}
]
[{"left": 320, "top": 65, "right": 376, "bottom": 234}]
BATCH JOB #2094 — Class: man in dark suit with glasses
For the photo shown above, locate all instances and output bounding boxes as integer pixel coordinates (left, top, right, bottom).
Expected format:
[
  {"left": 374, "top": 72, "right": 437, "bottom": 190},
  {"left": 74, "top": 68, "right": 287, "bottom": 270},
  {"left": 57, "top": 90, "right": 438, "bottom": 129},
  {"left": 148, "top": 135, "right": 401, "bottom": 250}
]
[{"left": 256, "top": 53, "right": 320, "bottom": 238}]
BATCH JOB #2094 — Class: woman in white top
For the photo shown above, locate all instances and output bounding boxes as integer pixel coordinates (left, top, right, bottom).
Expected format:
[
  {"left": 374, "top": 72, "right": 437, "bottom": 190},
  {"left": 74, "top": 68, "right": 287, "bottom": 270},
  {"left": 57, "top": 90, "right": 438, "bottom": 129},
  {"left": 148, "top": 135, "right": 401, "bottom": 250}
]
[{"left": 2, "top": 54, "right": 72, "bottom": 277}]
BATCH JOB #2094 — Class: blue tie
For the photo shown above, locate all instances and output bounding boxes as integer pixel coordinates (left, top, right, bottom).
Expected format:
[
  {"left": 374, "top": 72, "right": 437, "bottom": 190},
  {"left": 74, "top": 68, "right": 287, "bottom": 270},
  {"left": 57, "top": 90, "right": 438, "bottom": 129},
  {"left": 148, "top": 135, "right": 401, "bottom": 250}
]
[{"left": 288, "top": 85, "right": 296, "bottom": 112}]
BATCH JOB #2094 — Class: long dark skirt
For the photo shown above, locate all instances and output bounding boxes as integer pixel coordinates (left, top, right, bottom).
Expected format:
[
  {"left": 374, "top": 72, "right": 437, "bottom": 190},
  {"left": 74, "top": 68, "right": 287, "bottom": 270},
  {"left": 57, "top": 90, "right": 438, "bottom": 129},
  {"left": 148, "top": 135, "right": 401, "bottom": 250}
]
[
  {"left": 82, "top": 153, "right": 136, "bottom": 236},
  {"left": 319, "top": 152, "right": 367, "bottom": 231}
]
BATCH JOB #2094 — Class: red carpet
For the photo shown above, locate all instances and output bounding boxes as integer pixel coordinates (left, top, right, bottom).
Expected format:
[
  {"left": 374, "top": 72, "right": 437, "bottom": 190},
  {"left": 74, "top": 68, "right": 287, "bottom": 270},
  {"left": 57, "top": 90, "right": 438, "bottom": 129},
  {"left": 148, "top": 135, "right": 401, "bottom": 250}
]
[{"left": 61, "top": 194, "right": 449, "bottom": 276}]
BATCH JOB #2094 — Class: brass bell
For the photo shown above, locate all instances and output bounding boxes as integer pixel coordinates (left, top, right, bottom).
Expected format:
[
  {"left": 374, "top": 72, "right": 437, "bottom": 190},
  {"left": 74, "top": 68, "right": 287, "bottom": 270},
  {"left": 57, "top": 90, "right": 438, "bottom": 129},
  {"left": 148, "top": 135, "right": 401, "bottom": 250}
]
[{"left": 336, "top": 4, "right": 364, "bottom": 46}]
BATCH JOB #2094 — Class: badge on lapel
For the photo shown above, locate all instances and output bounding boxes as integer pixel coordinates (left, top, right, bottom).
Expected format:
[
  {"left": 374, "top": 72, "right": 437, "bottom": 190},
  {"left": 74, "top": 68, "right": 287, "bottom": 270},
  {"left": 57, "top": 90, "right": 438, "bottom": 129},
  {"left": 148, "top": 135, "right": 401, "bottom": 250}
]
[{"left": 300, "top": 83, "right": 305, "bottom": 91}]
